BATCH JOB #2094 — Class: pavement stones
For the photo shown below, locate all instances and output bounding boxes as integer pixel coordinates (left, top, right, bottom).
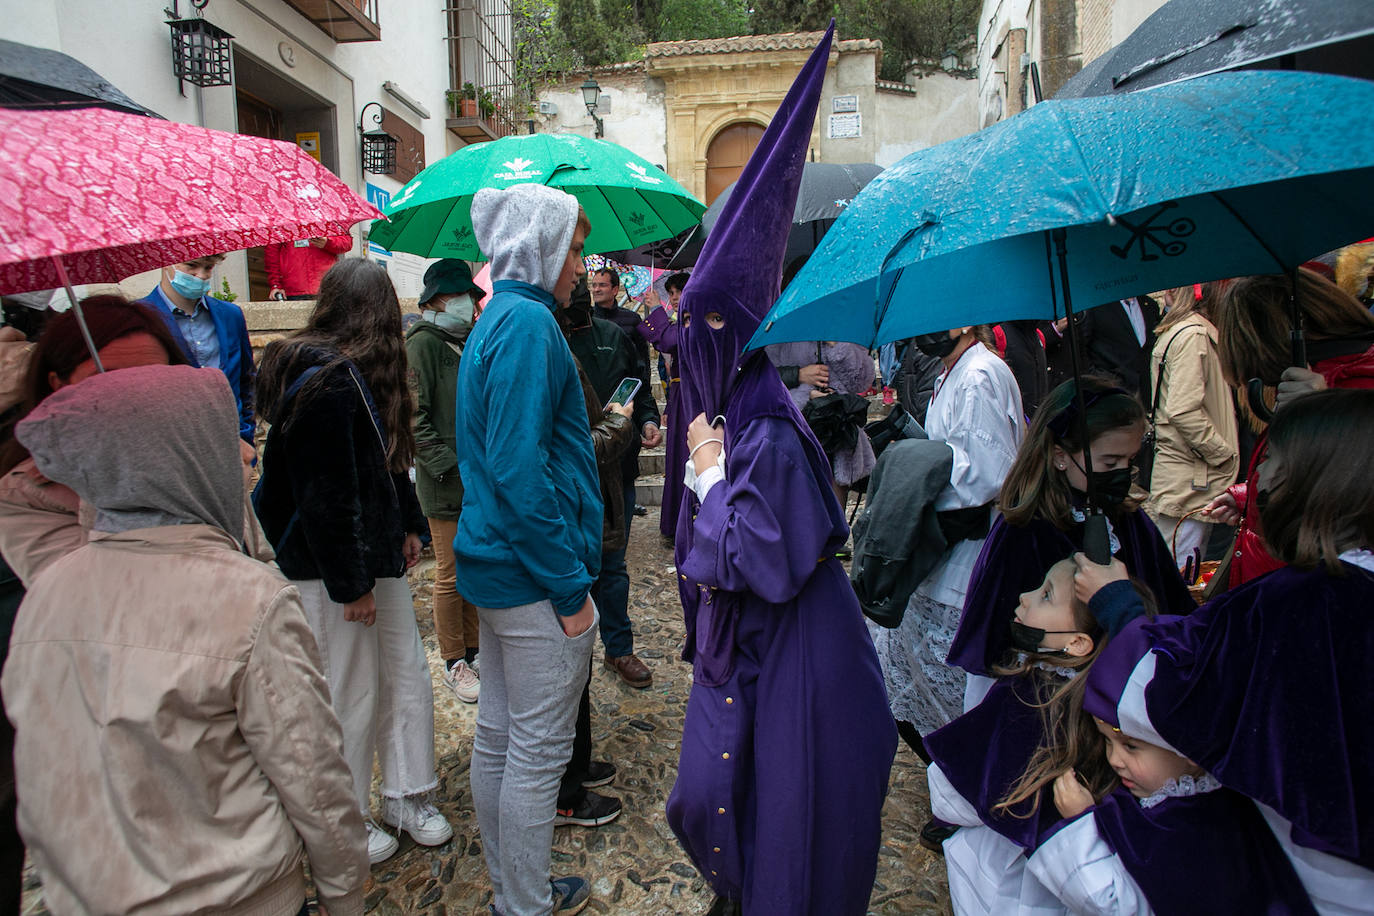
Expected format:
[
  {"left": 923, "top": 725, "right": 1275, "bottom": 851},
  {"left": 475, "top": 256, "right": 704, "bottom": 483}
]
[{"left": 19, "top": 503, "right": 951, "bottom": 915}]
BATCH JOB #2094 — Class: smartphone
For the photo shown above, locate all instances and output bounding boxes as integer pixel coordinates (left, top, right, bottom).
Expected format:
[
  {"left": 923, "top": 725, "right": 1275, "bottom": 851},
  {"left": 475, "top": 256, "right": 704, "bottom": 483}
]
[{"left": 606, "top": 376, "right": 641, "bottom": 408}]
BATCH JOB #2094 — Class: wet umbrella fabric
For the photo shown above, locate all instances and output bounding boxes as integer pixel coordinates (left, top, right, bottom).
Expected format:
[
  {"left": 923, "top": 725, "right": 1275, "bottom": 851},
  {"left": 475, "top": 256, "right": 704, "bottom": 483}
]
[
  {"left": 0, "top": 39, "right": 156, "bottom": 116},
  {"left": 750, "top": 70, "right": 1374, "bottom": 351},
  {"left": 368, "top": 133, "right": 705, "bottom": 261},
  {"left": 1055, "top": 0, "right": 1374, "bottom": 99},
  {"left": 0, "top": 106, "right": 381, "bottom": 295}
]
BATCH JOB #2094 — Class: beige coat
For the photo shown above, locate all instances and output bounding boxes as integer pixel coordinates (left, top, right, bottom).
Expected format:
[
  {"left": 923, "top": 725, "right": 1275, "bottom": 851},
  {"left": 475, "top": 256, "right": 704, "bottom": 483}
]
[
  {"left": 1144, "top": 316, "right": 1240, "bottom": 520},
  {"left": 2, "top": 525, "right": 368, "bottom": 916}
]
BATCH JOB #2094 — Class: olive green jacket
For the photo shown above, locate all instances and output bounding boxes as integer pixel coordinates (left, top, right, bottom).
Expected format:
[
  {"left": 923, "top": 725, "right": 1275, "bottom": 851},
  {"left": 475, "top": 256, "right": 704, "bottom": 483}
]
[{"left": 406, "top": 319, "right": 469, "bottom": 520}]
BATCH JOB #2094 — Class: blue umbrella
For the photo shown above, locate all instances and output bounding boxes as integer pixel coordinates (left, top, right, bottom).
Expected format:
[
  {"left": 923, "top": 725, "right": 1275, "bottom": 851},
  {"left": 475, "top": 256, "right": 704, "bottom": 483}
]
[{"left": 749, "top": 70, "right": 1374, "bottom": 352}]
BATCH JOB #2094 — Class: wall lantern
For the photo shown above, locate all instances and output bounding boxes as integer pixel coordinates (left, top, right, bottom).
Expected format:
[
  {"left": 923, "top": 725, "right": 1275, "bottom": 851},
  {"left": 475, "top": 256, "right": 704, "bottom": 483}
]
[
  {"left": 579, "top": 77, "right": 604, "bottom": 138},
  {"left": 168, "top": 13, "right": 234, "bottom": 88},
  {"left": 359, "top": 102, "right": 398, "bottom": 175}
]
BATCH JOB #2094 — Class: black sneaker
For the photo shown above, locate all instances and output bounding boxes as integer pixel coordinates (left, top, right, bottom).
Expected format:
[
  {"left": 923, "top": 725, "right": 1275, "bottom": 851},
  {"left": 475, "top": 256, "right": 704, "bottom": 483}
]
[
  {"left": 581, "top": 760, "right": 617, "bottom": 788},
  {"left": 919, "top": 817, "right": 958, "bottom": 854},
  {"left": 551, "top": 876, "right": 591, "bottom": 914},
  {"left": 633, "top": 504, "right": 648, "bottom": 517},
  {"left": 555, "top": 790, "right": 622, "bottom": 827}
]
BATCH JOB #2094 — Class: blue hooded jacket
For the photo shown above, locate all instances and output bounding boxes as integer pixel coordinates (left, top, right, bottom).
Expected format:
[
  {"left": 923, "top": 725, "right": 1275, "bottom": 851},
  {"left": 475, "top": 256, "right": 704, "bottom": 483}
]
[{"left": 452, "top": 185, "right": 602, "bottom": 615}]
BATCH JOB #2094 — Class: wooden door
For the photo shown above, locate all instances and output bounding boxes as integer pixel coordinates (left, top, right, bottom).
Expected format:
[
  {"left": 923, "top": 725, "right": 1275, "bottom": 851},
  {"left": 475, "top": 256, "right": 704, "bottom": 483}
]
[
  {"left": 236, "top": 90, "right": 284, "bottom": 301},
  {"left": 705, "top": 122, "right": 764, "bottom": 204}
]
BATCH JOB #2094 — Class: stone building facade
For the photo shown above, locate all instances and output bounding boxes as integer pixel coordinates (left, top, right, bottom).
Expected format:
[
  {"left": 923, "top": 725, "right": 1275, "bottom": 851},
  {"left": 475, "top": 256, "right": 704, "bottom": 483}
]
[{"left": 537, "top": 32, "right": 978, "bottom": 203}]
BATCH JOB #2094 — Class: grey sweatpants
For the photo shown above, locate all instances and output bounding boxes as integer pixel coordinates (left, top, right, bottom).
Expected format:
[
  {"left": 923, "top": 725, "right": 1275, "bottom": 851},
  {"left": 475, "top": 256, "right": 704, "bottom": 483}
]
[{"left": 472, "top": 599, "right": 597, "bottom": 916}]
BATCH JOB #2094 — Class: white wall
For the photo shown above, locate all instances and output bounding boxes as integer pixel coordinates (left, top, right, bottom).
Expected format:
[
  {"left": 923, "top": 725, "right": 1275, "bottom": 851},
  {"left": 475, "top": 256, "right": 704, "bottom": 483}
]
[{"left": 537, "top": 72, "right": 668, "bottom": 169}]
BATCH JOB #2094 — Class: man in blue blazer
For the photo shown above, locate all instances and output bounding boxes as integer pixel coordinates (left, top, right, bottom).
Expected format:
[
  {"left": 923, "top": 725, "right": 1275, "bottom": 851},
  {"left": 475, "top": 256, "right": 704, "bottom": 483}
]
[{"left": 138, "top": 254, "right": 256, "bottom": 442}]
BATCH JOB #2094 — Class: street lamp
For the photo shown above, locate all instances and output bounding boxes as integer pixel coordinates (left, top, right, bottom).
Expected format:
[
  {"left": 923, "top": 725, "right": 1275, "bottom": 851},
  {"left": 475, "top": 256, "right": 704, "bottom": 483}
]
[
  {"left": 580, "top": 77, "right": 604, "bottom": 138},
  {"left": 359, "top": 102, "right": 398, "bottom": 175},
  {"left": 168, "top": 15, "right": 234, "bottom": 88}
]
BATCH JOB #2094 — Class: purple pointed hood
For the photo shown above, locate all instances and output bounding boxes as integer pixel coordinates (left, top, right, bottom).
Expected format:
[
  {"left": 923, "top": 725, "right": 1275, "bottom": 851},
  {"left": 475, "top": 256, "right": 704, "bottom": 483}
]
[{"left": 677, "top": 24, "right": 833, "bottom": 422}]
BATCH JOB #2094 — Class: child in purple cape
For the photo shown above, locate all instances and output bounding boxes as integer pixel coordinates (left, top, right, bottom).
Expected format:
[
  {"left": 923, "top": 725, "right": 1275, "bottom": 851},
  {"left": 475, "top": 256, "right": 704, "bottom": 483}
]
[
  {"left": 949, "top": 377, "right": 1192, "bottom": 711},
  {"left": 1075, "top": 388, "right": 1374, "bottom": 912},
  {"left": 663, "top": 24, "right": 897, "bottom": 916}
]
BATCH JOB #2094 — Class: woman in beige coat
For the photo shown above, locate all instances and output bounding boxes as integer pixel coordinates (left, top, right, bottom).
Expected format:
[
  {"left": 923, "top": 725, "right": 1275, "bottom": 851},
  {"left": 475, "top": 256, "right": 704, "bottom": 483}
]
[{"left": 1145, "top": 283, "right": 1240, "bottom": 564}]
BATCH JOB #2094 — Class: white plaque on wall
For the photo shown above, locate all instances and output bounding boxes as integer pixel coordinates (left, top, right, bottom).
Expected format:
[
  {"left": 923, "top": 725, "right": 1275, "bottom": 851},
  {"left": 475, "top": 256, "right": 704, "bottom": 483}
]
[
  {"left": 832, "top": 95, "right": 858, "bottom": 113},
  {"left": 828, "top": 113, "right": 862, "bottom": 139}
]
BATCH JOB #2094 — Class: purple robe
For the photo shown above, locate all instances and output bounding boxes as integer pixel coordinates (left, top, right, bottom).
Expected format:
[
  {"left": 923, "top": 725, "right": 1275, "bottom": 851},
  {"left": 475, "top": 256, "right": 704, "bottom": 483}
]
[
  {"left": 947, "top": 512, "right": 1193, "bottom": 676},
  {"left": 1087, "top": 560, "right": 1374, "bottom": 871},
  {"left": 667, "top": 359, "right": 896, "bottom": 915},
  {"left": 1082, "top": 786, "right": 1318, "bottom": 915},
  {"left": 640, "top": 304, "right": 684, "bottom": 540},
  {"left": 924, "top": 675, "right": 1067, "bottom": 851}
]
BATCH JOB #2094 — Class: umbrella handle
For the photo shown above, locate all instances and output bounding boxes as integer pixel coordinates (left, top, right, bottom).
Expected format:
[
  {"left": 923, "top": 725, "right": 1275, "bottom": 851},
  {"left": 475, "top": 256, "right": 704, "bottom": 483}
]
[
  {"left": 1083, "top": 513, "right": 1112, "bottom": 565},
  {"left": 1245, "top": 378, "right": 1274, "bottom": 424}
]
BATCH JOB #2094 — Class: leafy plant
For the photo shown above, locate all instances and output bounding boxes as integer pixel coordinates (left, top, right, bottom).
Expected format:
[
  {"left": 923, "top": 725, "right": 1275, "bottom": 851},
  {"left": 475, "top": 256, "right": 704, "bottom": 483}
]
[{"left": 219, "top": 278, "right": 237, "bottom": 302}]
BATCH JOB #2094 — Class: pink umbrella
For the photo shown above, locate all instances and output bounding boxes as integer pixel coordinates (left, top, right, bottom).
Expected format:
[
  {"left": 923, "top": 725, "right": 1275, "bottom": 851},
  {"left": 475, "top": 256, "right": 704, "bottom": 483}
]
[
  {"left": 0, "top": 105, "right": 381, "bottom": 366},
  {"left": 0, "top": 106, "right": 381, "bottom": 292}
]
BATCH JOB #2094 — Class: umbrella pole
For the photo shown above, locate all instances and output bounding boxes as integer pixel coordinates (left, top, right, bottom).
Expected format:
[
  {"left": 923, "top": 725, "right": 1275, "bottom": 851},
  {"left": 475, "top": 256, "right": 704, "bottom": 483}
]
[
  {"left": 1289, "top": 266, "right": 1306, "bottom": 366},
  {"left": 1050, "top": 228, "right": 1111, "bottom": 564},
  {"left": 50, "top": 255, "right": 104, "bottom": 374}
]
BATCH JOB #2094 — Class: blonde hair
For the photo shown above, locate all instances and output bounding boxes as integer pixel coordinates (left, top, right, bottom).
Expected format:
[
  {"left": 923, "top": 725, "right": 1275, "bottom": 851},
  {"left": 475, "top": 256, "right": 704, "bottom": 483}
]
[{"left": 1156, "top": 282, "right": 1221, "bottom": 335}]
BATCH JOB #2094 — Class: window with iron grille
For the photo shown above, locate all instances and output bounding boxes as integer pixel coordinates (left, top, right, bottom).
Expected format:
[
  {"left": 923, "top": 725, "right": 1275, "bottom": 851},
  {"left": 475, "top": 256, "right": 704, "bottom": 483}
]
[{"left": 446, "top": 0, "right": 519, "bottom": 140}]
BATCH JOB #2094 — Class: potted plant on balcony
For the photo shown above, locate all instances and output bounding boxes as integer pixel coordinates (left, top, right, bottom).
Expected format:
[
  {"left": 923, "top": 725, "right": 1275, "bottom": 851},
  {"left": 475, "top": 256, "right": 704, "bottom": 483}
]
[
  {"left": 477, "top": 86, "right": 497, "bottom": 121},
  {"left": 448, "top": 83, "right": 478, "bottom": 119}
]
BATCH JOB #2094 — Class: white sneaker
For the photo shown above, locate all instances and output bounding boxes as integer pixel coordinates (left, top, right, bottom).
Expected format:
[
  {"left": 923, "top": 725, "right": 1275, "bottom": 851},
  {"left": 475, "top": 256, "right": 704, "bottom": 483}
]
[
  {"left": 382, "top": 796, "right": 454, "bottom": 846},
  {"left": 443, "top": 659, "right": 480, "bottom": 704},
  {"left": 365, "top": 818, "right": 399, "bottom": 864}
]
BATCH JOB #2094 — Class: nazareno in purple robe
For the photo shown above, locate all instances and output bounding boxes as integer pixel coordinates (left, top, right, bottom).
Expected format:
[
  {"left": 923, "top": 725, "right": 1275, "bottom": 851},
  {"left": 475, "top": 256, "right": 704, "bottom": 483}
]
[
  {"left": 947, "top": 510, "right": 1193, "bottom": 677},
  {"left": 639, "top": 304, "right": 685, "bottom": 540},
  {"left": 663, "top": 22, "right": 897, "bottom": 915},
  {"left": 1086, "top": 558, "right": 1374, "bottom": 873}
]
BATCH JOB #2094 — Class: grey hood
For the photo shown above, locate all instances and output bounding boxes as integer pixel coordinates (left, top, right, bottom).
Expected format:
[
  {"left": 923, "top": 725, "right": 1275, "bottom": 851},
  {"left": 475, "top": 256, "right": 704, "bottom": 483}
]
[
  {"left": 471, "top": 183, "right": 579, "bottom": 293},
  {"left": 16, "top": 364, "right": 243, "bottom": 539}
]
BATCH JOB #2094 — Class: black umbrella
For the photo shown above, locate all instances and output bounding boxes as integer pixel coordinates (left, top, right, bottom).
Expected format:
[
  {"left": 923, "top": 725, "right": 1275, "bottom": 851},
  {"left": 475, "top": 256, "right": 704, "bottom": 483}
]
[
  {"left": 603, "top": 162, "right": 883, "bottom": 269},
  {"left": 0, "top": 39, "right": 158, "bottom": 116},
  {"left": 1055, "top": 0, "right": 1374, "bottom": 99}
]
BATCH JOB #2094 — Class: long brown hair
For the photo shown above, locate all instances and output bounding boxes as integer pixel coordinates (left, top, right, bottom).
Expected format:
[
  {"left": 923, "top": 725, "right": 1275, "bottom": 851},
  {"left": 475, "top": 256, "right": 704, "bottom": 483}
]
[
  {"left": 999, "top": 376, "right": 1145, "bottom": 529},
  {"left": 0, "top": 296, "right": 189, "bottom": 474},
  {"left": 256, "top": 259, "right": 415, "bottom": 471},
  {"left": 1215, "top": 269, "right": 1374, "bottom": 386},
  {"left": 1261, "top": 389, "right": 1374, "bottom": 572},
  {"left": 996, "top": 579, "right": 1158, "bottom": 817}
]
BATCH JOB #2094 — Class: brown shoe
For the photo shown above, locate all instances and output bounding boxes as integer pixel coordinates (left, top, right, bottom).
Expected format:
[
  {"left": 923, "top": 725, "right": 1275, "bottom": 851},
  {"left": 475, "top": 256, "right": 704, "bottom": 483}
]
[{"left": 604, "top": 652, "right": 652, "bottom": 688}]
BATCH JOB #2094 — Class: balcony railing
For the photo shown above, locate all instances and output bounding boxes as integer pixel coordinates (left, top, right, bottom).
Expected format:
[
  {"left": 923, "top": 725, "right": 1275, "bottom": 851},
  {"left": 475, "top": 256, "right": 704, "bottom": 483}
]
[
  {"left": 280, "top": 0, "right": 381, "bottom": 42},
  {"left": 445, "top": 0, "right": 520, "bottom": 143}
]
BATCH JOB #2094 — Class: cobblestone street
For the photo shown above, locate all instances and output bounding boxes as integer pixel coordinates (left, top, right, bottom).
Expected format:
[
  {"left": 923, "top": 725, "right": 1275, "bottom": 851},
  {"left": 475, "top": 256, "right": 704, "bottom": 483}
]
[{"left": 22, "top": 504, "right": 952, "bottom": 915}]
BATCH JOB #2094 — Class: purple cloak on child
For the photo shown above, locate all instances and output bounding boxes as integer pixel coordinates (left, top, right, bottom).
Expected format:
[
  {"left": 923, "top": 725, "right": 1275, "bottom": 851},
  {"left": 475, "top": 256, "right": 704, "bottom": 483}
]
[
  {"left": 664, "top": 23, "right": 898, "bottom": 915},
  {"left": 947, "top": 512, "right": 1192, "bottom": 677},
  {"left": 638, "top": 305, "right": 684, "bottom": 540},
  {"left": 1086, "top": 558, "right": 1374, "bottom": 872}
]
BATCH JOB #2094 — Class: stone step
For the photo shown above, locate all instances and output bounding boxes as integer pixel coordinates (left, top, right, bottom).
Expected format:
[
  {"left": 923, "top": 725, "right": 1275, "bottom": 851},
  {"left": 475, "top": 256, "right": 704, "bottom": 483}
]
[
  {"left": 636, "top": 474, "right": 665, "bottom": 507},
  {"left": 639, "top": 451, "right": 665, "bottom": 476}
]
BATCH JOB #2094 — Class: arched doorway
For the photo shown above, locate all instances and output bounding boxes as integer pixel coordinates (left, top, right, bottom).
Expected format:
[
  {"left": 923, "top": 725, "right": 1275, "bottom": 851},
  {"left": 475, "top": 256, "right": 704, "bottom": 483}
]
[{"left": 705, "top": 121, "right": 764, "bottom": 204}]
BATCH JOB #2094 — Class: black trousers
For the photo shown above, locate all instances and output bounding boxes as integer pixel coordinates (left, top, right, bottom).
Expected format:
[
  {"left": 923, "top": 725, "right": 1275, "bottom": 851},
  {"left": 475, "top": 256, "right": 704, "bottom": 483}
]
[{"left": 557, "top": 660, "right": 593, "bottom": 809}]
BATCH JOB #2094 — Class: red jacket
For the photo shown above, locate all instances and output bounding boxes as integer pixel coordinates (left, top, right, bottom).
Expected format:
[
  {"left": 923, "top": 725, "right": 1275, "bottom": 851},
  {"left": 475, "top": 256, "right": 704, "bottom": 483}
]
[
  {"left": 264, "top": 236, "right": 352, "bottom": 296},
  {"left": 1228, "top": 345, "right": 1374, "bottom": 587}
]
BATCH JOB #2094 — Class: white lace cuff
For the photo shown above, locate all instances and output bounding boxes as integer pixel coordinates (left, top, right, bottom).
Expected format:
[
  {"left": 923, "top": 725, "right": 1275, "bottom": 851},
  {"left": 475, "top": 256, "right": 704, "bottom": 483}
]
[{"left": 1139, "top": 772, "right": 1222, "bottom": 809}]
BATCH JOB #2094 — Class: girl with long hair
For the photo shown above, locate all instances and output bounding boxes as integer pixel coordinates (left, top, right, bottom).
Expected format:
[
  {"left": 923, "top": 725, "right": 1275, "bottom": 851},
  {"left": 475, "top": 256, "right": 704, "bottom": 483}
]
[
  {"left": 1145, "top": 283, "right": 1238, "bottom": 563},
  {"left": 1203, "top": 269, "right": 1374, "bottom": 588},
  {"left": 254, "top": 258, "right": 450, "bottom": 865},
  {"left": 1078, "top": 388, "right": 1374, "bottom": 911},
  {"left": 947, "top": 376, "right": 1192, "bottom": 710}
]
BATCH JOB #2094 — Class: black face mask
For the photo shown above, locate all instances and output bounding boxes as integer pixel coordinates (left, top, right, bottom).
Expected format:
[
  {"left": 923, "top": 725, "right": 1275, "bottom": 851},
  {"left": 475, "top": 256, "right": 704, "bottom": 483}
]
[
  {"left": 913, "top": 331, "right": 959, "bottom": 359},
  {"left": 1009, "top": 620, "right": 1072, "bottom": 657},
  {"left": 1068, "top": 457, "right": 1134, "bottom": 508}
]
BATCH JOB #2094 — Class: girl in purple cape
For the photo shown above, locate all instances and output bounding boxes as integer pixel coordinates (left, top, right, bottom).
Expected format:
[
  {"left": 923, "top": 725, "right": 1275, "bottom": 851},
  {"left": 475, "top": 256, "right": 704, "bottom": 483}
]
[
  {"left": 1076, "top": 388, "right": 1374, "bottom": 912},
  {"left": 663, "top": 24, "right": 897, "bottom": 916},
  {"left": 949, "top": 377, "right": 1192, "bottom": 710}
]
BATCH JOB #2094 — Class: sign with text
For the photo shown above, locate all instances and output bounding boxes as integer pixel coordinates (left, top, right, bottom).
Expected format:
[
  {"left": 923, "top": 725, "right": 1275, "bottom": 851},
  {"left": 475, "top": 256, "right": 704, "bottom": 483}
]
[{"left": 828, "top": 113, "right": 862, "bottom": 139}]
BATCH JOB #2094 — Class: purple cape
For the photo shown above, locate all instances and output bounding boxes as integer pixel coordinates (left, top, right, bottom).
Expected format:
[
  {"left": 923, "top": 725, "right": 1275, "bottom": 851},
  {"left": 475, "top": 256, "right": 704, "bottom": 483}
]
[
  {"left": 640, "top": 305, "right": 685, "bottom": 540},
  {"left": 924, "top": 675, "right": 1067, "bottom": 851},
  {"left": 1088, "top": 561, "right": 1374, "bottom": 870},
  {"left": 948, "top": 512, "right": 1193, "bottom": 676},
  {"left": 1085, "top": 786, "right": 1317, "bottom": 915}
]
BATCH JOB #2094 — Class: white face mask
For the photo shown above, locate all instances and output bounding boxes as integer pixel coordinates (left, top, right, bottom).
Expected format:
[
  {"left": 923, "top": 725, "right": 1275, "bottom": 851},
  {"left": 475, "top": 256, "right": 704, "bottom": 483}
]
[{"left": 424, "top": 293, "right": 475, "bottom": 330}]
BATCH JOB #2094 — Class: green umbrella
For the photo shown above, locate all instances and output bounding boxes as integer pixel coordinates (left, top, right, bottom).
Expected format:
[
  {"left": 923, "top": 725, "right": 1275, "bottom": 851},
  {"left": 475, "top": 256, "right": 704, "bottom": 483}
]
[{"left": 369, "top": 133, "right": 705, "bottom": 260}]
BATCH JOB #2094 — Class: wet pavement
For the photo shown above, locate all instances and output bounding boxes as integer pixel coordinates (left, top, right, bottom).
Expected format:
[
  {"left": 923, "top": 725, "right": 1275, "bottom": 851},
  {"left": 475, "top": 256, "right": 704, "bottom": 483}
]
[{"left": 21, "top": 502, "right": 952, "bottom": 915}]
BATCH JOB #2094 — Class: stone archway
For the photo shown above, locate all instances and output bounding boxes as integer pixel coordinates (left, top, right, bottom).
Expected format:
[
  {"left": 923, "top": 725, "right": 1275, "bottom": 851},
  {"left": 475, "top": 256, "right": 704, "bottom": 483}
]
[{"left": 704, "top": 121, "right": 764, "bottom": 204}]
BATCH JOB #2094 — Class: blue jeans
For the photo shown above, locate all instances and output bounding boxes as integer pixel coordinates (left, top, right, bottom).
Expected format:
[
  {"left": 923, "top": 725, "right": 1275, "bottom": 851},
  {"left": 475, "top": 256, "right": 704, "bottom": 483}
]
[{"left": 592, "top": 483, "right": 635, "bottom": 657}]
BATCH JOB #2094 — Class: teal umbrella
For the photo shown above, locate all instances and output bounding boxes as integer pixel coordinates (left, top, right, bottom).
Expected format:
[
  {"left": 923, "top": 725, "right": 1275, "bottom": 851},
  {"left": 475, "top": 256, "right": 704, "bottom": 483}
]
[{"left": 369, "top": 133, "right": 705, "bottom": 260}]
